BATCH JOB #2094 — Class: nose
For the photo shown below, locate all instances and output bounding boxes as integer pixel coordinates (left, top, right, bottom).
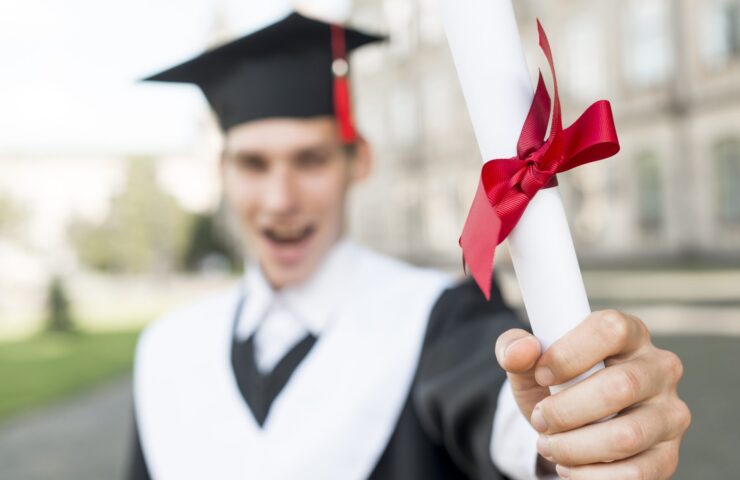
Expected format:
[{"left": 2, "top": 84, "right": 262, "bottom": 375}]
[{"left": 262, "top": 164, "right": 299, "bottom": 216}]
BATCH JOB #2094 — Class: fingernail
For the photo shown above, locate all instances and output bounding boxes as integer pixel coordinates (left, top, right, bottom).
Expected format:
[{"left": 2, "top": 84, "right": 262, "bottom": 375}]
[
  {"left": 556, "top": 464, "right": 570, "bottom": 479},
  {"left": 536, "top": 434, "right": 552, "bottom": 459},
  {"left": 531, "top": 404, "right": 548, "bottom": 433},
  {"left": 535, "top": 366, "right": 555, "bottom": 386},
  {"left": 502, "top": 337, "right": 525, "bottom": 361}
]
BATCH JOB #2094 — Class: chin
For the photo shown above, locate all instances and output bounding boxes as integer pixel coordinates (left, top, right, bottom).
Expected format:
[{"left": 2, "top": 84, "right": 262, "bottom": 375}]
[{"left": 263, "top": 262, "right": 314, "bottom": 289}]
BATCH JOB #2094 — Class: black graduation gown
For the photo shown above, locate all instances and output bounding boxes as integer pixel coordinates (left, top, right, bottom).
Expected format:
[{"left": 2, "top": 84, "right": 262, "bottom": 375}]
[{"left": 127, "top": 278, "right": 521, "bottom": 480}]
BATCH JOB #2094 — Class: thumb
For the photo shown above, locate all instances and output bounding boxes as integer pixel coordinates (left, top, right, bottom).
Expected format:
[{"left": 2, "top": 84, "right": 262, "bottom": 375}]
[{"left": 494, "top": 329, "right": 550, "bottom": 419}]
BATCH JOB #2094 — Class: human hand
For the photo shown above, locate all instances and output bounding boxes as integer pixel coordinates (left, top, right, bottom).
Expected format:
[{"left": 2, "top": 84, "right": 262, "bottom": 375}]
[{"left": 495, "top": 310, "right": 691, "bottom": 479}]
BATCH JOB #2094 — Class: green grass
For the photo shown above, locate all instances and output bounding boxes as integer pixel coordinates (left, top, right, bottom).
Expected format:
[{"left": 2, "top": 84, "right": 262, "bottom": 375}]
[{"left": 0, "top": 330, "right": 140, "bottom": 421}]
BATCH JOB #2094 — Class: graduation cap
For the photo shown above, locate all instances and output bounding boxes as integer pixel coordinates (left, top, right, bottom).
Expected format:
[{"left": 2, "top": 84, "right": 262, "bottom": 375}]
[{"left": 143, "top": 12, "right": 385, "bottom": 142}]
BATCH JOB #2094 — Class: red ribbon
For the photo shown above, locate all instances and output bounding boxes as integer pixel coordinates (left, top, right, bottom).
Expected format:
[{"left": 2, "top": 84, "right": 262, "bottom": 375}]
[{"left": 459, "top": 21, "right": 620, "bottom": 300}]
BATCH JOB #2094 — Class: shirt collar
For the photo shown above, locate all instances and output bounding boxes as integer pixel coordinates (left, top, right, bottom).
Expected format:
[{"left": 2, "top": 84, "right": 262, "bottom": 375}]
[{"left": 236, "top": 238, "right": 357, "bottom": 341}]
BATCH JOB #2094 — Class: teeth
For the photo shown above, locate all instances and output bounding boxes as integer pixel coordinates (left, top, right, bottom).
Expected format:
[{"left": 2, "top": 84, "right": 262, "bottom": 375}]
[{"left": 265, "top": 226, "right": 312, "bottom": 243}]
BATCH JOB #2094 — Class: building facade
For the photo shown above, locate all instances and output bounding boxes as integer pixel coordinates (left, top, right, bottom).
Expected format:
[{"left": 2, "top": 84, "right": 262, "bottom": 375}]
[{"left": 348, "top": 0, "right": 740, "bottom": 268}]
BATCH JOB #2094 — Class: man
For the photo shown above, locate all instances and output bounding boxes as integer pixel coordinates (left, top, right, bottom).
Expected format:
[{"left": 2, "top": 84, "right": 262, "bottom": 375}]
[{"left": 129, "top": 12, "right": 690, "bottom": 480}]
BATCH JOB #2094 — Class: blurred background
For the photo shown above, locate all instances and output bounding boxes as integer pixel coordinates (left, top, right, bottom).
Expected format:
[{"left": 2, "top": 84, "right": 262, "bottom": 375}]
[{"left": 1, "top": 0, "right": 738, "bottom": 478}]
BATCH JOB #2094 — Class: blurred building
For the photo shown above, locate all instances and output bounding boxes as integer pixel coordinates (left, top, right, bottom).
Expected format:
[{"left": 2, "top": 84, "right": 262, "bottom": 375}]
[
  {"left": 3, "top": 0, "right": 740, "bottom": 336},
  {"left": 348, "top": 0, "right": 740, "bottom": 268}
]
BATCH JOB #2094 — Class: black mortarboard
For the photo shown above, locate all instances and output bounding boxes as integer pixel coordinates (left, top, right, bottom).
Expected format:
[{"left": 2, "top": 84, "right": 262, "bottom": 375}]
[{"left": 142, "top": 12, "right": 384, "bottom": 138}]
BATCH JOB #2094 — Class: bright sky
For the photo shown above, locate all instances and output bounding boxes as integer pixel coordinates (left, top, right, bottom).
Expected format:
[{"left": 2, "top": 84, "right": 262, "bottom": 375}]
[
  {"left": 0, "top": 0, "right": 351, "bottom": 156},
  {"left": 0, "top": 0, "right": 357, "bottom": 255}
]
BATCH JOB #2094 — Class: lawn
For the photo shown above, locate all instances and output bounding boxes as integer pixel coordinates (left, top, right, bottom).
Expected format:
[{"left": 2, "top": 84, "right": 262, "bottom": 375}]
[{"left": 0, "top": 330, "right": 140, "bottom": 421}]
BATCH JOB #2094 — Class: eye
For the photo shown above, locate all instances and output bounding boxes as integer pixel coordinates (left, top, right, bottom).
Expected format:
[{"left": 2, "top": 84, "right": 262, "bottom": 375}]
[
  {"left": 294, "top": 150, "right": 331, "bottom": 169},
  {"left": 232, "top": 153, "right": 268, "bottom": 173}
]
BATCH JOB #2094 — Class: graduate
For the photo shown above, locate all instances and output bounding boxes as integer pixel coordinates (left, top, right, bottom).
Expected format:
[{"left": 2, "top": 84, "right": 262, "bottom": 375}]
[{"left": 128, "top": 12, "right": 690, "bottom": 480}]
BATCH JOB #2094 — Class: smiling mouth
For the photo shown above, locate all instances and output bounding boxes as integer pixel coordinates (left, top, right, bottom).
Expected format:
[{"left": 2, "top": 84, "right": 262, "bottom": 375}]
[{"left": 262, "top": 225, "right": 316, "bottom": 245}]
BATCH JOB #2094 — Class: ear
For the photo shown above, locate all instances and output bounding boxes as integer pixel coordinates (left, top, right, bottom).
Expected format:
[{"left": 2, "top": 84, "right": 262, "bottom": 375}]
[
  {"left": 218, "top": 149, "right": 228, "bottom": 180},
  {"left": 218, "top": 132, "right": 230, "bottom": 178},
  {"left": 219, "top": 148, "right": 234, "bottom": 200},
  {"left": 349, "top": 136, "right": 373, "bottom": 183}
]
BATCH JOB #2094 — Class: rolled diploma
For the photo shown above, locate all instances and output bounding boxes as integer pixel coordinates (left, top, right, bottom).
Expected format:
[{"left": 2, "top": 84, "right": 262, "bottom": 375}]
[{"left": 440, "top": 0, "right": 603, "bottom": 393}]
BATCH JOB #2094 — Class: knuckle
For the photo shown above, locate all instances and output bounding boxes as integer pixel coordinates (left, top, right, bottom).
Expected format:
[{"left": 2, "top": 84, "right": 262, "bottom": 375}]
[
  {"left": 547, "top": 436, "right": 572, "bottom": 464},
  {"left": 615, "top": 419, "right": 647, "bottom": 456},
  {"left": 545, "top": 345, "right": 577, "bottom": 379},
  {"left": 541, "top": 399, "right": 569, "bottom": 432},
  {"left": 660, "top": 350, "right": 685, "bottom": 384},
  {"left": 599, "top": 309, "right": 631, "bottom": 347},
  {"left": 673, "top": 399, "right": 692, "bottom": 434},
  {"left": 611, "top": 368, "right": 642, "bottom": 407},
  {"left": 547, "top": 345, "right": 568, "bottom": 369},
  {"left": 631, "top": 314, "right": 650, "bottom": 338}
]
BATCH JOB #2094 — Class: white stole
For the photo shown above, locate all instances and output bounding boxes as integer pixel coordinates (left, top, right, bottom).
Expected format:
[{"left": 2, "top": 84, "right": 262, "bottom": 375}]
[{"left": 134, "top": 248, "right": 451, "bottom": 479}]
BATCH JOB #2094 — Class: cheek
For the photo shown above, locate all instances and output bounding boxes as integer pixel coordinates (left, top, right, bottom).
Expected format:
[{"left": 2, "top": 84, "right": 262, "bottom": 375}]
[
  {"left": 225, "top": 176, "right": 260, "bottom": 221},
  {"left": 300, "top": 171, "right": 349, "bottom": 219}
]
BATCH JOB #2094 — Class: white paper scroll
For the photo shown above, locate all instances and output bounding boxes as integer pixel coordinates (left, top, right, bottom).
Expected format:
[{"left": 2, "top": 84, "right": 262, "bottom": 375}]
[{"left": 440, "top": 0, "right": 603, "bottom": 392}]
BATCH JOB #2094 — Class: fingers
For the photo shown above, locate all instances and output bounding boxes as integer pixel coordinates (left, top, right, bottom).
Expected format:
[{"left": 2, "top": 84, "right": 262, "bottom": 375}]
[
  {"left": 555, "top": 439, "right": 682, "bottom": 480},
  {"left": 507, "top": 310, "right": 690, "bottom": 478},
  {"left": 535, "top": 310, "right": 650, "bottom": 387},
  {"left": 495, "top": 329, "right": 549, "bottom": 418},
  {"left": 495, "top": 328, "right": 541, "bottom": 373},
  {"left": 532, "top": 354, "right": 675, "bottom": 432},
  {"left": 537, "top": 398, "right": 689, "bottom": 466}
]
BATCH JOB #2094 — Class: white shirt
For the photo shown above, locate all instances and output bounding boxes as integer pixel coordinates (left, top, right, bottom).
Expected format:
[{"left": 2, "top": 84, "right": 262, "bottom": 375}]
[
  {"left": 236, "top": 239, "right": 547, "bottom": 479},
  {"left": 236, "top": 239, "right": 354, "bottom": 372}
]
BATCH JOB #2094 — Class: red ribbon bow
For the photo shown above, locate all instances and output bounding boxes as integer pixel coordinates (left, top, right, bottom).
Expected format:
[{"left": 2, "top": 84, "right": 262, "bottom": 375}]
[{"left": 459, "top": 21, "right": 620, "bottom": 300}]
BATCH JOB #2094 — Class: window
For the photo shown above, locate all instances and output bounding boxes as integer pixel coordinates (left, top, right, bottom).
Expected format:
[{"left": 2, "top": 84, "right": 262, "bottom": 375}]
[
  {"left": 418, "top": 0, "right": 445, "bottom": 45},
  {"left": 383, "top": 0, "right": 418, "bottom": 56},
  {"left": 388, "top": 85, "right": 419, "bottom": 147},
  {"left": 636, "top": 151, "right": 664, "bottom": 231},
  {"left": 703, "top": 0, "right": 740, "bottom": 68},
  {"left": 715, "top": 138, "right": 740, "bottom": 225},
  {"left": 561, "top": 12, "right": 607, "bottom": 101},
  {"left": 622, "top": 0, "right": 673, "bottom": 88}
]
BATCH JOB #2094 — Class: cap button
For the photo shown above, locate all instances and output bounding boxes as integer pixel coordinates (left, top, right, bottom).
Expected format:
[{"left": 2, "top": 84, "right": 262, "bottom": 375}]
[{"left": 332, "top": 58, "right": 349, "bottom": 77}]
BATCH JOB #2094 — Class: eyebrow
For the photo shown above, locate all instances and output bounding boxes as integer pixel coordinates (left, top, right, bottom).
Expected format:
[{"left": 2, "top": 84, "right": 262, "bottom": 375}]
[
  {"left": 224, "top": 149, "right": 264, "bottom": 160},
  {"left": 226, "top": 143, "right": 341, "bottom": 159}
]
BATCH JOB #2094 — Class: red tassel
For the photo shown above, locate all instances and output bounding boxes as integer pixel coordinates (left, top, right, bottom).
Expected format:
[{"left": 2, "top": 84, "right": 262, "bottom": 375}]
[
  {"left": 333, "top": 74, "right": 356, "bottom": 143},
  {"left": 330, "top": 25, "right": 357, "bottom": 144}
]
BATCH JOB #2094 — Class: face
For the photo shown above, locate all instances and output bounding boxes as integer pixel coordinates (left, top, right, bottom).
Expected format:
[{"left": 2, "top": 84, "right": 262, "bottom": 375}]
[{"left": 221, "top": 116, "right": 371, "bottom": 289}]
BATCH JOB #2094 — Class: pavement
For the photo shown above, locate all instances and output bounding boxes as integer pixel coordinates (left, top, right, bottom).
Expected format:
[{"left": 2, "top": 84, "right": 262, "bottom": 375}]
[
  {"left": 657, "top": 335, "right": 740, "bottom": 479},
  {"left": 0, "top": 377, "right": 133, "bottom": 480}
]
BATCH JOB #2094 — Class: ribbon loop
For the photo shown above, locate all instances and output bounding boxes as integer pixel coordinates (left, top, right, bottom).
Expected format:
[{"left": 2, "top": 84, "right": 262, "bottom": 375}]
[
  {"left": 459, "top": 21, "right": 621, "bottom": 300},
  {"left": 517, "top": 73, "right": 550, "bottom": 159}
]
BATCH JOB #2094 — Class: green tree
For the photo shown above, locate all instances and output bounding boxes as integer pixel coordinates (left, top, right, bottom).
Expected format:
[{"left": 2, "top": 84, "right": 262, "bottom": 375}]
[
  {"left": 183, "top": 204, "right": 242, "bottom": 273},
  {"left": 45, "top": 276, "right": 74, "bottom": 333},
  {"left": 70, "top": 156, "right": 194, "bottom": 273}
]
